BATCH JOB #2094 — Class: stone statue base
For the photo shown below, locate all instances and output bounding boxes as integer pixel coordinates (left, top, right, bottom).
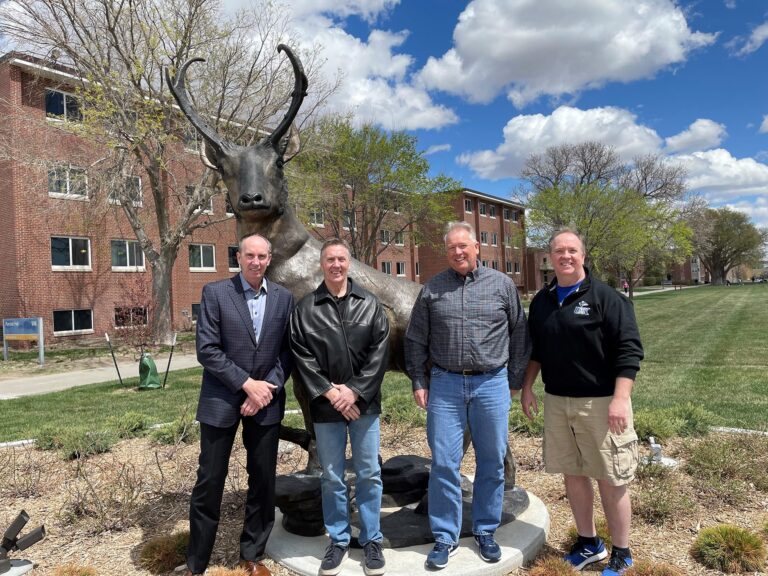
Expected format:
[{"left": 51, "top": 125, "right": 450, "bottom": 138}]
[{"left": 274, "top": 454, "right": 530, "bottom": 548}]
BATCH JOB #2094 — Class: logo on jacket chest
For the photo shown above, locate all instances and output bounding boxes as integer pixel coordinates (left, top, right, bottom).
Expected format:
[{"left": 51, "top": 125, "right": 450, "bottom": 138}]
[{"left": 574, "top": 300, "right": 591, "bottom": 316}]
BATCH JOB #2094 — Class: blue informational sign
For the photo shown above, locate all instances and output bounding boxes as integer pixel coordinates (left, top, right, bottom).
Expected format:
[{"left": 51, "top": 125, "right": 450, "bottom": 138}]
[{"left": 3, "top": 317, "right": 45, "bottom": 365}]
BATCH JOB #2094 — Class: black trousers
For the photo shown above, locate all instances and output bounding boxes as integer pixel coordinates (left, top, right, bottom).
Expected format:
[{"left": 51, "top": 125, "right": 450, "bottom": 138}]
[{"left": 187, "top": 419, "right": 280, "bottom": 572}]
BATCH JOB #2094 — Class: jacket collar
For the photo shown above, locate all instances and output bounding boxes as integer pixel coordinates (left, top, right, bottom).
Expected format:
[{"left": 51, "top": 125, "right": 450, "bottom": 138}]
[{"left": 314, "top": 277, "right": 365, "bottom": 304}]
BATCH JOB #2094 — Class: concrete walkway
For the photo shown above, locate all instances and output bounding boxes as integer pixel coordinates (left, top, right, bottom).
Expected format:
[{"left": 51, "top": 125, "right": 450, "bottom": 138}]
[{"left": 0, "top": 353, "right": 201, "bottom": 400}]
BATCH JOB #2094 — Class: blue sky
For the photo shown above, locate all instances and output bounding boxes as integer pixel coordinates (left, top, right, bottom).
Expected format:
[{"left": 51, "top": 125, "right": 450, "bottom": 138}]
[{"left": 228, "top": 0, "right": 768, "bottom": 228}]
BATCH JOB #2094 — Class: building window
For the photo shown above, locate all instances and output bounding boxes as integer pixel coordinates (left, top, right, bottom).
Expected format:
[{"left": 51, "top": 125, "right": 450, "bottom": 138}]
[
  {"left": 481, "top": 259, "right": 488, "bottom": 267},
  {"left": 415, "top": 262, "right": 420, "bottom": 276},
  {"left": 489, "top": 205, "right": 496, "bottom": 218},
  {"left": 343, "top": 209, "right": 355, "bottom": 230},
  {"left": 225, "top": 195, "right": 235, "bottom": 216},
  {"left": 111, "top": 239, "right": 144, "bottom": 270},
  {"left": 381, "top": 261, "right": 392, "bottom": 275},
  {"left": 492, "top": 260, "right": 499, "bottom": 270},
  {"left": 514, "top": 261, "right": 521, "bottom": 274},
  {"left": 511, "top": 210, "right": 519, "bottom": 222},
  {"left": 480, "top": 231, "right": 488, "bottom": 245},
  {"left": 48, "top": 164, "right": 87, "bottom": 198},
  {"left": 392, "top": 199, "right": 400, "bottom": 214},
  {"left": 506, "top": 261, "right": 513, "bottom": 273},
  {"left": 464, "top": 198, "right": 473, "bottom": 213},
  {"left": 186, "top": 185, "right": 213, "bottom": 214},
  {"left": 543, "top": 273, "right": 549, "bottom": 283},
  {"left": 309, "top": 207, "right": 324, "bottom": 227},
  {"left": 51, "top": 236, "right": 91, "bottom": 270},
  {"left": 380, "top": 229, "right": 391, "bottom": 244},
  {"left": 114, "top": 306, "right": 147, "bottom": 327},
  {"left": 394, "top": 231, "right": 405, "bottom": 246},
  {"left": 53, "top": 309, "right": 93, "bottom": 335},
  {"left": 228, "top": 245, "right": 240, "bottom": 271},
  {"left": 492, "top": 233, "right": 498, "bottom": 246},
  {"left": 396, "top": 261, "right": 406, "bottom": 276},
  {"left": 109, "top": 175, "right": 142, "bottom": 206},
  {"left": 189, "top": 243, "right": 216, "bottom": 271},
  {"left": 503, "top": 208, "right": 511, "bottom": 220},
  {"left": 183, "top": 126, "right": 201, "bottom": 152},
  {"left": 191, "top": 303, "right": 201, "bottom": 323},
  {"left": 479, "top": 202, "right": 487, "bottom": 216},
  {"left": 45, "top": 89, "right": 82, "bottom": 122}
]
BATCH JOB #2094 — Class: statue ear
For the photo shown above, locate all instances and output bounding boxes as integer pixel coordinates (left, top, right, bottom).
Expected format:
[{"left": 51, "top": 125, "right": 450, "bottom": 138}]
[
  {"left": 200, "top": 140, "right": 218, "bottom": 170},
  {"left": 280, "top": 123, "right": 301, "bottom": 163}
]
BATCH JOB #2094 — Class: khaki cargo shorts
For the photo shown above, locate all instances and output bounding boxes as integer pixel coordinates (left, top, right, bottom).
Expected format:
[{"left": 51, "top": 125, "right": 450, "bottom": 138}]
[{"left": 543, "top": 393, "right": 638, "bottom": 485}]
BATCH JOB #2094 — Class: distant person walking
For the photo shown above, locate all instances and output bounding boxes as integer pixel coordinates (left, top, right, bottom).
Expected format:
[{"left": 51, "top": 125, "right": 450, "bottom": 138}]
[
  {"left": 622, "top": 280, "right": 629, "bottom": 295},
  {"left": 520, "top": 228, "right": 644, "bottom": 576}
]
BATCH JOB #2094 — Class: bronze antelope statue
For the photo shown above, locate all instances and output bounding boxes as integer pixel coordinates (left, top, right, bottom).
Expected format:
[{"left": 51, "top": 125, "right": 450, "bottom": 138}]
[{"left": 166, "top": 45, "right": 517, "bottom": 485}]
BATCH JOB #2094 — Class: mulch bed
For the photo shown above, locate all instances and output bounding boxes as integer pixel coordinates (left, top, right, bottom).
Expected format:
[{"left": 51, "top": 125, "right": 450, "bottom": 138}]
[{"left": 1, "top": 428, "right": 766, "bottom": 575}]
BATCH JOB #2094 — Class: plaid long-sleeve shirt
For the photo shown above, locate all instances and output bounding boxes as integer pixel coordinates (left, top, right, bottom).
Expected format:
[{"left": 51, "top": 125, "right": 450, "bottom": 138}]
[{"left": 405, "top": 265, "right": 531, "bottom": 391}]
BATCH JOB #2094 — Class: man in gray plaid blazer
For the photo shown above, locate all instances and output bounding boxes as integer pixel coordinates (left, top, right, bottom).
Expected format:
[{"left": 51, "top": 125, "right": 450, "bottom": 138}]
[{"left": 185, "top": 233, "right": 294, "bottom": 576}]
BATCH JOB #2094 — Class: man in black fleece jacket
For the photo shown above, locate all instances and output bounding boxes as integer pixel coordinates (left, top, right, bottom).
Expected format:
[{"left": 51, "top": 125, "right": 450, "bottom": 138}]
[{"left": 520, "top": 229, "right": 643, "bottom": 576}]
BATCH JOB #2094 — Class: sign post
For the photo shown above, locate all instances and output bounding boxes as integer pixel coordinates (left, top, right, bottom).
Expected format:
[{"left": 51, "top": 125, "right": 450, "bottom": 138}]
[{"left": 2, "top": 318, "right": 44, "bottom": 366}]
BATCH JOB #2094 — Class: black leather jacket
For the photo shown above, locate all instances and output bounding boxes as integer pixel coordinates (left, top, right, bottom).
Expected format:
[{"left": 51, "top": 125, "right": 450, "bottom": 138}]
[{"left": 290, "top": 278, "right": 390, "bottom": 423}]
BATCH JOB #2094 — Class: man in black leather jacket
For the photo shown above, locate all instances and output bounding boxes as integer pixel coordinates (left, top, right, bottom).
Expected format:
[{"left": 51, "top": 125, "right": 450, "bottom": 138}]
[{"left": 290, "top": 238, "right": 390, "bottom": 576}]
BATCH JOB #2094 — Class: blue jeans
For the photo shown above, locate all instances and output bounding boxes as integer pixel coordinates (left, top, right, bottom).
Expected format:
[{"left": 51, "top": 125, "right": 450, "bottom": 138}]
[
  {"left": 426, "top": 366, "right": 510, "bottom": 545},
  {"left": 314, "top": 414, "right": 383, "bottom": 546}
]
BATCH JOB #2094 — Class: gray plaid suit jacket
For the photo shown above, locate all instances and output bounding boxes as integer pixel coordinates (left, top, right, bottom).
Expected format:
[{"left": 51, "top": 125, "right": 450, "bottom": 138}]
[{"left": 195, "top": 275, "right": 294, "bottom": 427}]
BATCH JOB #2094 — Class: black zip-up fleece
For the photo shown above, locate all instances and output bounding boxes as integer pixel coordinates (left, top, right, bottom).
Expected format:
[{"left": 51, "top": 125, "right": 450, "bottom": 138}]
[{"left": 528, "top": 269, "right": 643, "bottom": 397}]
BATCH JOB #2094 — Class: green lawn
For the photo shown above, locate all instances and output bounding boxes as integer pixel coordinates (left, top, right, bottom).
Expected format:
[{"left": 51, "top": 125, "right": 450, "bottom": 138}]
[
  {"left": 632, "top": 284, "right": 768, "bottom": 429},
  {"left": 0, "top": 284, "right": 766, "bottom": 442}
]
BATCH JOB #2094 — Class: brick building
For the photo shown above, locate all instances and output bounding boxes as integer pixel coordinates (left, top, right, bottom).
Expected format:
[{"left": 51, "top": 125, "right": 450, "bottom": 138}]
[
  {"left": 1, "top": 52, "right": 529, "bottom": 344},
  {"left": 415, "top": 189, "right": 527, "bottom": 291}
]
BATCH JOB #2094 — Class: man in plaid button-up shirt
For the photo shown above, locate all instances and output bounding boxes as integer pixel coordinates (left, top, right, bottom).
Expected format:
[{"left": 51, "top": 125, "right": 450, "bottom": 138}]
[{"left": 405, "top": 221, "right": 530, "bottom": 569}]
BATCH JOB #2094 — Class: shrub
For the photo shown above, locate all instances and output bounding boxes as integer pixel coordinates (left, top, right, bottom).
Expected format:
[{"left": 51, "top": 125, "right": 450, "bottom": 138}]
[
  {"left": 633, "top": 409, "right": 684, "bottom": 442},
  {"left": 671, "top": 403, "right": 717, "bottom": 437},
  {"left": 139, "top": 532, "right": 189, "bottom": 574},
  {"left": 35, "top": 425, "right": 65, "bottom": 451},
  {"left": 528, "top": 555, "right": 578, "bottom": 576},
  {"left": 51, "top": 564, "right": 98, "bottom": 576},
  {"left": 565, "top": 516, "right": 611, "bottom": 550},
  {"left": 509, "top": 401, "right": 544, "bottom": 436},
  {"left": 691, "top": 524, "right": 766, "bottom": 572},
  {"left": 58, "top": 428, "right": 117, "bottom": 460},
  {"left": 108, "top": 411, "right": 150, "bottom": 438},
  {"left": 625, "top": 560, "right": 683, "bottom": 575},
  {"left": 684, "top": 435, "right": 758, "bottom": 505},
  {"left": 150, "top": 412, "right": 199, "bottom": 446},
  {"left": 634, "top": 470, "right": 692, "bottom": 525}
]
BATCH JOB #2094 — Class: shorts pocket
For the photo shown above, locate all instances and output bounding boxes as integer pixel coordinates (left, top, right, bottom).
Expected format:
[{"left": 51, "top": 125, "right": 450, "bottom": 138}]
[{"left": 610, "top": 431, "right": 638, "bottom": 480}]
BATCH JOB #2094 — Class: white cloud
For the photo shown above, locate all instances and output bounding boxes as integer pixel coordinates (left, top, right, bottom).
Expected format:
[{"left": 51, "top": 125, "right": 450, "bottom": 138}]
[
  {"left": 731, "top": 21, "right": 768, "bottom": 56},
  {"left": 456, "top": 106, "right": 661, "bottom": 179},
  {"left": 287, "top": 0, "right": 400, "bottom": 22},
  {"left": 724, "top": 0, "right": 736, "bottom": 7},
  {"left": 417, "top": 0, "right": 716, "bottom": 106},
  {"left": 724, "top": 197, "right": 768, "bottom": 229},
  {"left": 673, "top": 149, "right": 768, "bottom": 200},
  {"left": 665, "top": 119, "right": 727, "bottom": 153},
  {"left": 424, "top": 144, "right": 451, "bottom": 156},
  {"left": 760, "top": 115, "right": 768, "bottom": 134}
]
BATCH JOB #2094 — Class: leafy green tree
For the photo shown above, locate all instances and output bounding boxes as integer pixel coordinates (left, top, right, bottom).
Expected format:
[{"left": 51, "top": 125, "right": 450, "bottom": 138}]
[
  {"left": 292, "top": 117, "right": 460, "bottom": 267},
  {"left": 0, "top": 0, "right": 335, "bottom": 342},
  {"left": 689, "top": 207, "right": 767, "bottom": 285}
]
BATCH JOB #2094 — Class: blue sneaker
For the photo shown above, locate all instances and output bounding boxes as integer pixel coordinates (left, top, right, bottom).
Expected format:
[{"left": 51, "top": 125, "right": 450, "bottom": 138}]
[
  {"left": 474, "top": 534, "right": 501, "bottom": 562},
  {"left": 601, "top": 553, "right": 633, "bottom": 576},
  {"left": 564, "top": 537, "right": 608, "bottom": 570},
  {"left": 425, "top": 542, "right": 459, "bottom": 570}
]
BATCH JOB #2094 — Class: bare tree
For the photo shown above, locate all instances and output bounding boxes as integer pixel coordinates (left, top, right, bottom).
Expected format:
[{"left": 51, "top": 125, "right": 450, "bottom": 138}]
[{"left": 0, "top": 0, "right": 337, "bottom": 342}]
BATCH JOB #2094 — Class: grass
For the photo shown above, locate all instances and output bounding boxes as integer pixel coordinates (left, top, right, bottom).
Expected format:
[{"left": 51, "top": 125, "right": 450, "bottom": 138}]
[
  {"left": 1, "top": 284, "right": 767, "bottom": 442},
  {"left": 691, "top": 524, "right": 766, "bottom": 572}
]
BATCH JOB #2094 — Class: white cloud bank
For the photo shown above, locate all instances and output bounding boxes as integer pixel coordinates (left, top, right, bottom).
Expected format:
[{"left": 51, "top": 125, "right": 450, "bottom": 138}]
[
  {"left": 730, "top": 21, "right": 768, "bottom": 56},
  {"left": 417, "top": 0, "right": 716, "bottom": 106},
  {"left": 665, "top": 119, "right": 727, "bottom": 153}
]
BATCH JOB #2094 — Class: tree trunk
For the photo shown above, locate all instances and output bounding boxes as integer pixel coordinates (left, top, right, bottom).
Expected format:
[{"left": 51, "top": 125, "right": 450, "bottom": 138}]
[{"left": 150, "top": 256, "right": 174, "bottom": 345}]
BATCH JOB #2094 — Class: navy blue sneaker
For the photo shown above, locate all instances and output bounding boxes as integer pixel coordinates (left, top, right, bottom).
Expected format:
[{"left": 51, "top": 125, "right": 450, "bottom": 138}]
[
  {"left": 474, "top": 534, "right": 501, "bottom": 562},
  {"left": 564, "top": 537, "right": 608, "bottom": 570},
  {"left": 425, "top": 542, "right": 459, "bottom": 570},
  {"left": 601, "top": 553, "right": 633, "bottom": 576}
]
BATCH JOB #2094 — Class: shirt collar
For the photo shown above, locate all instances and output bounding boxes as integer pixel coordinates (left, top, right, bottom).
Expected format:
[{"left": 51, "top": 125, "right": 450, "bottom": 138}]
[{"left": 239, "top": 272, "right": 268, "bottom": 295}]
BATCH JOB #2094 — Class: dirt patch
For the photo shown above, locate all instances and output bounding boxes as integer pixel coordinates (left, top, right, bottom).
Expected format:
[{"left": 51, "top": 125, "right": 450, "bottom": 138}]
[{"left": 0, "top": 431, "right": 766, "bottom": 576}]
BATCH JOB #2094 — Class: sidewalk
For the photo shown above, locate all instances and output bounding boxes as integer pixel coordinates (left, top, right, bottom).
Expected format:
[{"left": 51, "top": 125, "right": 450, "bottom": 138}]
[{"left": 0, "top": 352, "right": 201, "bottom": 400}]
